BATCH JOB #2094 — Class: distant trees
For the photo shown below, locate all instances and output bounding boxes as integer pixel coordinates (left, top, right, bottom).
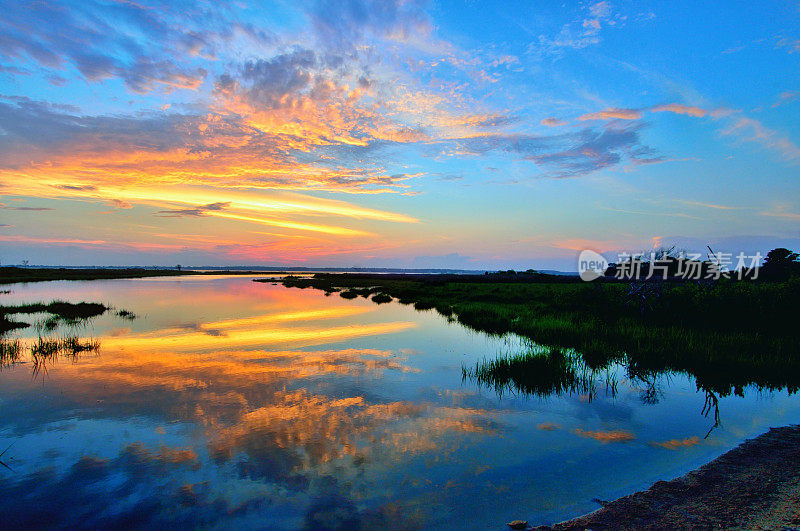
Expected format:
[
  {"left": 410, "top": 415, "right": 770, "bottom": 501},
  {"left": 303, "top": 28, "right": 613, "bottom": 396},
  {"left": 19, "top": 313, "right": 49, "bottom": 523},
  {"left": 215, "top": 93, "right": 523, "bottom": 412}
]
[{"left": 760, "top": 248, "right": 800, "bottom": 281}]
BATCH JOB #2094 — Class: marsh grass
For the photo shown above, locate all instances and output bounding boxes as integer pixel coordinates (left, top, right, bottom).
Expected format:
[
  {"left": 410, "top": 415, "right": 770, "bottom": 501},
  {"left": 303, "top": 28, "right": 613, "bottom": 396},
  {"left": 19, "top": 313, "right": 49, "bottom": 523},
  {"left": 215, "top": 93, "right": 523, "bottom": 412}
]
[
  {"left": 278, "top": 273, "right": 800, "bottom": 396},
  {"left": 0, "top": 298, "right": 110, "bottom": 377},
  {"left": 29, "top": 334, "right": 100, "bottom": 378},
  {"left": 115, "top": 309, "right": 136, "bottom": 320},
  {"left": 0, "top": 339, "right": 22, "bottom": 368},
  {"left": 30, "top": 335, "right": 100, "bottom": 357},
  {"left": 0, "top": 300, "right": 115, "bottom": 336},
  {"left": 463, "top": 345, "right": 618, "bottom": 400}
]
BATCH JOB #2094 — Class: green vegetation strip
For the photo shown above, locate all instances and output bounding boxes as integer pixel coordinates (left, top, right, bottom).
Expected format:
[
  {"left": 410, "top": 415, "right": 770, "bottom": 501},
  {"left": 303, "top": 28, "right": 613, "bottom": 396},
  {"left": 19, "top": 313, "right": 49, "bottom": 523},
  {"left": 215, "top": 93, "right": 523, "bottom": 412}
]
[
  {"left": 0, "top": 300, "right": 109, "bottom": 333},
  {"left": 270, "top": 273, "right": 800, "bottom": 396}
]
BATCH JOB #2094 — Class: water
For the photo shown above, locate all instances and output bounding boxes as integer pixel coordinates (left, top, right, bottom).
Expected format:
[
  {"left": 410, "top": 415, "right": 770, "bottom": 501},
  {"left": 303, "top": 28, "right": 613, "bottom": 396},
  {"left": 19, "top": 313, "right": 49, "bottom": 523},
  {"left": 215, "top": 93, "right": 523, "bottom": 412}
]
[{"left": 0, "top": 276, "right": 797, "bottom": 529}]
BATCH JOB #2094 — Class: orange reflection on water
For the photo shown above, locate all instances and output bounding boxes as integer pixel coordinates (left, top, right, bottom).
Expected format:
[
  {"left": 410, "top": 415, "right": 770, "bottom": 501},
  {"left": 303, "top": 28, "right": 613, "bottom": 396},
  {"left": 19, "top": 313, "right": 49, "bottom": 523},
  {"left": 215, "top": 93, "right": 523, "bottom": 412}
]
[
  {"left": 102, "top": 320, "right": 416, "bottom": 352},
  {"left": 3, "top": 281, "right": 499, "bottom": 487}
]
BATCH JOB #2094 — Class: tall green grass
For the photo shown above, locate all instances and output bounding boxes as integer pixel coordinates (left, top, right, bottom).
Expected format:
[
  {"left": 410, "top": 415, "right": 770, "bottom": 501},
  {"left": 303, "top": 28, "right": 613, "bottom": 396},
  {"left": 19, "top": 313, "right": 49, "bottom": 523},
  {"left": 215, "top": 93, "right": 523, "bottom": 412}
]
[{"left": 279, "top": 274, "right": 800, "bottom": 396}]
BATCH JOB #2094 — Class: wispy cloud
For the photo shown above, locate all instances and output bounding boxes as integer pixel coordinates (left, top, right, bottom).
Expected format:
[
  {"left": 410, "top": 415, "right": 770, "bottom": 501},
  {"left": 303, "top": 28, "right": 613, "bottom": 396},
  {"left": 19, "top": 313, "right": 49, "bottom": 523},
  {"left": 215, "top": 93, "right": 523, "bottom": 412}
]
[
  {"left": 156, "top": 202, "right": 231, "bottom": 218},
  {"left": 578, "top": 108, "right": 642, "bottom": 121},
  {"left": 534, "top": 1, "right": 623, "bottom": 54},
  {"left": 0, "top": 204, "right": 54, "bottom": 211},
  {"left": 0, "top": 1, "right": 231, "bottom": 93},
  {"left": 760, "top": 210, "right": 800, "bottom": 221},
  {"left": 541, "top": 117, "right": 568, "bottom": 127},
  {"left": 651, "top": 103, "right": 708, "bottom": 117},
  {"left": 649, "top": 436, "right": 700, "bottom": 450},
  {"left": 680, "top": 200, "right": 744, "bottom": 210},
  {"left": 772, "top": 91, "right": 799, "bottom": 108},
  {"left": 722, "top": 117, "right": 800, "bottom": 162},
  {"left": 573, "top": 428, "right": 635, "bottom": 443}
]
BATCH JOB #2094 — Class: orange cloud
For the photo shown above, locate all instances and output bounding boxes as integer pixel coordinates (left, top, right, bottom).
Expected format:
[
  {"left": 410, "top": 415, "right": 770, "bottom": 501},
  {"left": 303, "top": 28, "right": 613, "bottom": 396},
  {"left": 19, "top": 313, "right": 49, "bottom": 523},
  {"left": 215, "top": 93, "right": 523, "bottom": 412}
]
[
  {"left": 649, "top": 436, "right": 700, "bottom": 450},
  {"left": 578, "top": 108, "right": 642, "bottom": 121},
  {"left": 573, "top": 428, "right": 635, "bottom": 443},
  {"left": 651, "top": 103, "right": 707, "bottom": 117},
  {"left": 541, "top": 117, "right": 568, "bottom": 127}
]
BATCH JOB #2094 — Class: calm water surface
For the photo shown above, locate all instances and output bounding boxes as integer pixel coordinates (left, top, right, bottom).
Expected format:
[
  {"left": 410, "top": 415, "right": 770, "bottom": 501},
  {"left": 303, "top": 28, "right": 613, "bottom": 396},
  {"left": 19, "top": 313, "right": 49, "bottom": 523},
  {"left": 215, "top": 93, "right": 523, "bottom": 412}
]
[{"left": 1, "top": 276, "right": 798, "bottom": 529}]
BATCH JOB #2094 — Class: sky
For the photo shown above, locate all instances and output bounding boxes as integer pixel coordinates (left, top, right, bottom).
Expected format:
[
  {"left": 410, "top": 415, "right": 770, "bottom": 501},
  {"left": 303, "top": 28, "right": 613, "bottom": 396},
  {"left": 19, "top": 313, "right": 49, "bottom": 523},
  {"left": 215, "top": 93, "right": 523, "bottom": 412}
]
[{"left": 0, "top": 0, "right": 799, "bottom": 270}]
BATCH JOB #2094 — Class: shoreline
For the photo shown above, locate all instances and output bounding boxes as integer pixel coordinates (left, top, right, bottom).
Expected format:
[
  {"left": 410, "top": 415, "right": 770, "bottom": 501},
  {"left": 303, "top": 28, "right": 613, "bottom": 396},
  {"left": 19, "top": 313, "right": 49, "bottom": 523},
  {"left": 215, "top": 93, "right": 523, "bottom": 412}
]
[{"left": 529, "top": 425, "right": 800, "bottom": 530}]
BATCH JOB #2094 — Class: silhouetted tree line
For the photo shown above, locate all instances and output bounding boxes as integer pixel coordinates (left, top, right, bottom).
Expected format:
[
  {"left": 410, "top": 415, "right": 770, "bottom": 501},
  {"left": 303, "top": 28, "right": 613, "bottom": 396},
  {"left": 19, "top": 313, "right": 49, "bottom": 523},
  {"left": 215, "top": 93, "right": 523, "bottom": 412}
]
[{"left": 761, "top": 248, "right": 800, "bottom": 280}]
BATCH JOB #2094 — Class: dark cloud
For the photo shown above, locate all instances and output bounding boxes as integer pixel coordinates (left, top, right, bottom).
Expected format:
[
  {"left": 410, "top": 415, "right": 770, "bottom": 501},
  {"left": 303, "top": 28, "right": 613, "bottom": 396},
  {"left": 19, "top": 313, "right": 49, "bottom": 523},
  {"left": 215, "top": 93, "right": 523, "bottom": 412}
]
[
  {"left": 0, "top": 1, "right": 268, "bottom": 93},
  {"left": 1, "top": 205, "right": 55, "bottom": 211},
  {"left": 156, "top": 202, "right": 231, "bottom": 217},
  {"left": 0, "top": 96, "right": 188, "bottom": 153},
  {"left": 0, "top": 96, "right": 263, "bottom": 168},
  {"left": 220, "top": 48, "right": 318, "bottom": 108},
  {"left": 0, "top": 444, "right": 235, "bottom": 529},
  {"left": 447, "top": 122, "right": 659, "bottom": 178},
  {"left": 52, "top": 184, "right": 98, "bottom": 192},
  {"left": 0, "top": 64, "right": 29, "bottom": 75}
]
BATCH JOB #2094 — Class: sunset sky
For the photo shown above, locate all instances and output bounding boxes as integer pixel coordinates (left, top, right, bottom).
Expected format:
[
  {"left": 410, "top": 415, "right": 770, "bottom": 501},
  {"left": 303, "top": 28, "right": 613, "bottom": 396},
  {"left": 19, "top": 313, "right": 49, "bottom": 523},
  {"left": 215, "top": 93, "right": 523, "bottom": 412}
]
[{"left": 1, "top": 0, "right": 799, "bottom": 269}]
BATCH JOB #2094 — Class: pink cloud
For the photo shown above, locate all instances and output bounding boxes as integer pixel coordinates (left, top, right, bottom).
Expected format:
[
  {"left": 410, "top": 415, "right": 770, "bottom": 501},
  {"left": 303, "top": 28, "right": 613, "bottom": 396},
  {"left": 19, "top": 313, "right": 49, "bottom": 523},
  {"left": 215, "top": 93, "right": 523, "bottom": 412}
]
[
  {"left": 651, "top": 103, "right": 708, "bottom": 117},
  {"left": 541, "top": 117, "right": 568, "bottom": 127},
  {"left": 578, "top": 108, "right": 642, "bottom": 121}
]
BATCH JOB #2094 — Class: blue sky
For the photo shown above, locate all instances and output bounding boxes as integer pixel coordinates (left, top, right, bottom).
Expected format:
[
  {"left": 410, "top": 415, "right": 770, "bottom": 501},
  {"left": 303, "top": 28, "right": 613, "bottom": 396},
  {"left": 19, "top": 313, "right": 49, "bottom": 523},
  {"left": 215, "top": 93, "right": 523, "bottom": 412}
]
[{"left": 0, "top": 0, "right": 798, "bottom": 269}]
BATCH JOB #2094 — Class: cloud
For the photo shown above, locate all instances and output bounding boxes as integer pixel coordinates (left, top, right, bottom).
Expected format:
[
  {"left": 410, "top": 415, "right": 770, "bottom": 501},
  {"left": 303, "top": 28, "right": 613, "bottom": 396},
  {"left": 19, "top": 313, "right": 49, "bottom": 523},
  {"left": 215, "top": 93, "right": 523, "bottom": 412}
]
[
  {"left": 107, "top": 199, "right": 133, "bottom": 210},
  {"left": 651, "top": 103, "right": 708, "bottom": 117},
  {"left": 156, "top": 202, "right": 231, "bottom": 218},
  {"left": 760, "top": 210, "right": 800, "bottom": 221},
  {"left": 534, "top": 1, "right": 621, "bottom": 54},
  {"left": 309, "top": 0, "right": 432, "bottom": 52},
  {"left": 0, "top": 444, "right": 230, "bottom": 529},
  {"left": 532, "top": 123, "right": 660, "bottom": 177},
  {"left": 772, "top": 91, "right": 799, "bottom": 108},
  {"left": 541, "top": 117, "right": 568, "bottom": 127},
  {"left": 0, "top": 235, "right": 105, "bottom": 245},
  {"left": 649, "top": 436, "right": 700, "bottom": 450},
  {"left": 0, "top": 96, "right": 418, "bottom": 195},
  {"left": 213, "top": 48, "right": 427, "bottom": 151},
  {"left": 777, "top": 37, "right": 800, "bottom": 54},
  {"left": 721, "top": 117, "right": 800, "bottom": 161},
  {"left": 573, "top": 428, "right": 635, "bottom": 443},
  {"left": 578, "top": 108, "right": 642, "bottom": 121},
  {"left": 443, "top": 121, "right": 658, "bottom": 178},
  {"left": 0, "top": 1, "right": 230, "bottom": 93},
  {"left": 1, "top": 205, "right": 54, "bottom": 211},
  {"left": 0, "top": 64, "right": 29, "bottom": 75},
  {"left": 680, "top": 200, "right": 743, "bottom": 210},
  {"left": 52, "top": 184, "right": 98, "bottom": 192}
]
